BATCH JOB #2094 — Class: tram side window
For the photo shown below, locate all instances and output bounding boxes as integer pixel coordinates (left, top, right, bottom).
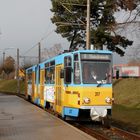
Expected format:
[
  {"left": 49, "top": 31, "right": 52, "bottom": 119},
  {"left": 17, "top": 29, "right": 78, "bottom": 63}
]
[
  {"left": 64, "top": 56, "right": 72, "bottom": 84},
  {"left": 74, "top": 54, "right": 81, "bottom": 84},
  {"left": 50, "top": 67, "right": 55, "bottom": 84},
  {"left": 45, "top": 61, "right": 55, "bottom": 84},
  {"left": 27, "top": 70, "right": 32, "bottom": 84},
  {"left": 45, "top": 67, "right": 50, "bottom": 84}
]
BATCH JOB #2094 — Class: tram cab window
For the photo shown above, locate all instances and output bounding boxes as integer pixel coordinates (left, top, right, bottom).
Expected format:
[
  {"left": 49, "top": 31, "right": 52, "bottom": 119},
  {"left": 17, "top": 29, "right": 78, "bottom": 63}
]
[
  {"left": 82, "top": 62, "right": 112, "bottom": 84},
  {"left": 74, "top": 54, "right": 81, "bottom": 84},
  {"left": 64, "top": 56, "right": 72, "bottom": 84}
]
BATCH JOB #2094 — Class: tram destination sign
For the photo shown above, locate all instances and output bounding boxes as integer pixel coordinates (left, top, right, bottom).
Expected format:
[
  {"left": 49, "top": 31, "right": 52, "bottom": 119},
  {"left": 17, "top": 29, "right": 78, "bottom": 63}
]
[{"left": 81, "top": 53, "right": 111, "bottom": 60}]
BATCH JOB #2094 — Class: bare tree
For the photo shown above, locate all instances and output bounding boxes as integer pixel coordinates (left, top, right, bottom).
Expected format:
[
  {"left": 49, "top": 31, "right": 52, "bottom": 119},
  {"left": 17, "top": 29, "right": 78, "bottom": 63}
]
[
  {"left": 41, "top": 44, "right": 63, "bottom": 61},
  {"left": 115, "top": 0, "right": 140, "bottom": 34},
  {"left": 3, "top": 56, "right": 15, "bottom": 79}
]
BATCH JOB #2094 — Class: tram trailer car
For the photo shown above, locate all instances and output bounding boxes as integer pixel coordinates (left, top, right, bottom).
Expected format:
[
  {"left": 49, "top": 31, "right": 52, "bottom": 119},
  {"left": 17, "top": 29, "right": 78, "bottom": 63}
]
[{"left": 25, "top": 50, "right": 113, "bottom": 121}]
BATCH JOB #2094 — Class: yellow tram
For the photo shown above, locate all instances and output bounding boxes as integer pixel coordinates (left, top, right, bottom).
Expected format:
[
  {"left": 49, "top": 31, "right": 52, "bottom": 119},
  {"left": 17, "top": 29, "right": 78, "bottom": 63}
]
[{"left": 25, "top": 50, "right": 113, "bottom": 121}]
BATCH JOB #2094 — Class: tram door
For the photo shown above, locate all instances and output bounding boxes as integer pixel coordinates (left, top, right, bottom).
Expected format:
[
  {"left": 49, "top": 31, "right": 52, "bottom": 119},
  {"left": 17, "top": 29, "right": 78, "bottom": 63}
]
[
  {"left": 32, "top": 71, "right": 35, "bottom": 99},
  {"left": 55, "top": 65, "right": 62, "bottom": 114},
  {"left": 26, "top": 69, "right": 33, "bottom": 99},
  {"left": 40, "top": 70, "right": 45, "bottom": 104},
  {"left": 35, "top": 65, "right": 40, "bottom": 102}
]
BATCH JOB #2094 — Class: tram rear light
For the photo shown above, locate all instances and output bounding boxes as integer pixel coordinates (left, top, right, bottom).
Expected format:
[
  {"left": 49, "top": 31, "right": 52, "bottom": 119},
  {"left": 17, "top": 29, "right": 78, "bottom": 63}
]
[
  {"left": 105, "top": 97, "right": 111, "bottom": 104},
  {"left": 83, "top": 97, "right": 90, "bottom": 104}
]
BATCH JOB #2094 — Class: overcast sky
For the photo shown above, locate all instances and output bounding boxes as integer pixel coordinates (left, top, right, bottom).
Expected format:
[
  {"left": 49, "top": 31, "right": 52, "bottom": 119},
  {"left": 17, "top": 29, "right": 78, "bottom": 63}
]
[
  {"left": 0, "top": 0, "right": 139, "bottom": 65},
  {"left": 0, "top": 0, "right": 69, "bottom": 63}
]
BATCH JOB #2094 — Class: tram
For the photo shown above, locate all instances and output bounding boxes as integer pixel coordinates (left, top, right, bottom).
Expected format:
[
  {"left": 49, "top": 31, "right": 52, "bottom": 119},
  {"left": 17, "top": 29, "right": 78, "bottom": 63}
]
[{"left": 25, "top": 50, "right": 113, "bottom": 121}]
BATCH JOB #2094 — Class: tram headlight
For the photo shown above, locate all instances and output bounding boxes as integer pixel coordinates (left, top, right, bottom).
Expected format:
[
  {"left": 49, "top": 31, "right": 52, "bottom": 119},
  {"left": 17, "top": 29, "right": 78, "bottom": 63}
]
[
  {"left": 105, "top": 97, "right": 111, "bottom": 104},
  {"left": 83, "top": 97, "right": 90, "bottom": 104}
]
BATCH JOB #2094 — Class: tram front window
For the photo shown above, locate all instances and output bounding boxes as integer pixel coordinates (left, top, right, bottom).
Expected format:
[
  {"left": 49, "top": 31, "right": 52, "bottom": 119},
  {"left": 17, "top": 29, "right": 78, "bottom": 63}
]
[{"left": 82, "top": 61, "right": 112, "bottom": 84}]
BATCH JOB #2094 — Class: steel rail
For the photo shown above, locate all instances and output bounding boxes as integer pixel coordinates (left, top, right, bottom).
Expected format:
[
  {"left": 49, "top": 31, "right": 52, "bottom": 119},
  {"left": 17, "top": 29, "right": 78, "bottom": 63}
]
[
  {"left": 71, "top": 122, "right": 110, "bottom": 140},
  {"left": 111, "top": 126, "right": 140, "bottom": 140}
]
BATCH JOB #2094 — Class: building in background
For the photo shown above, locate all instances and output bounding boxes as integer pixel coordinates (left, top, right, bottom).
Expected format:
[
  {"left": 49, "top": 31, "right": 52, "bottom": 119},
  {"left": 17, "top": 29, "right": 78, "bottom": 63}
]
[{"left": 113, "top": 64, "right": 140, "bottom": 78}]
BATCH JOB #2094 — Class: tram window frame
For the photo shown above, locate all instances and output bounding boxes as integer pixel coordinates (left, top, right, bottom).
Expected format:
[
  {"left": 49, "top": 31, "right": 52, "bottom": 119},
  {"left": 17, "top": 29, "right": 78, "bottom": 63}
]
[
  {"left": 74, "top": 54, "right": 81, "bottom": 84},
  {"left": 64, "top": 56, "right": 72, "bottom": 84},
  {"left": 45, "top": 60, "right": 55, "bottom": 84}
]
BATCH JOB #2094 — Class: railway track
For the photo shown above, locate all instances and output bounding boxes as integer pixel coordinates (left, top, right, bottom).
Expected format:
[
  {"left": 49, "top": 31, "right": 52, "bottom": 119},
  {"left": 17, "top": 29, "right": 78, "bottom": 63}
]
[
  {"left": 111, "top": 127, "right": 140, "bottom": 140},
  {"left": 69, "top": 122, "right": 140, "bottom": 140}
]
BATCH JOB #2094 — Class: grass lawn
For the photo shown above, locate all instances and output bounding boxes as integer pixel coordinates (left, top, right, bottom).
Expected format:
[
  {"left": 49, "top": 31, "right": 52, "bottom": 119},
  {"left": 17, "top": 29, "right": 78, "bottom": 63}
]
[
  {"left": 113, "top": 78, "right": 140, "bottom": 108},
  {"left": 112, "top": 104, "right": 140, "bottom": 133},
  {"left": 112, "top": 79, "right": 140, "bottom": 134},
  {"left": 0, "top": 79, "right": 25, "bottom": 94}
]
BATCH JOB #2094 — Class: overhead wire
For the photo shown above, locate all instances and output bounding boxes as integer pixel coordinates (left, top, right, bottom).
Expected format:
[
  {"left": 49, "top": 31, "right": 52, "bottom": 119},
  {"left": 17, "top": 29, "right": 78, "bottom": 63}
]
[
  {"left": 22, "top": 29, "right": 55, "bottom": 56},
  {"left": 22, "top": 1, "right": 86, "bottom": 56}
]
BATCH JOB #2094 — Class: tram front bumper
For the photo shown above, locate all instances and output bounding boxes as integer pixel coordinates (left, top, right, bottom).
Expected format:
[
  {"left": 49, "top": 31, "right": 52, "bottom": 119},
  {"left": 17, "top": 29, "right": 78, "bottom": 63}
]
[{"left": 80, "top": 106, "right": 112, "bottom": 121}]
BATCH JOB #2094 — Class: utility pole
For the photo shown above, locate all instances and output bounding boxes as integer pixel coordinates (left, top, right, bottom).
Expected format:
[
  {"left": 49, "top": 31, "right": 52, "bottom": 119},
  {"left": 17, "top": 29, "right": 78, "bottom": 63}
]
[
  {"left": 38, "top": 42, "right": 41, "bottom": 63},
  {"left": 86, "top": 0, "right": 91, "bottom": 50},
  {"left": 17, "top": 48, "right": 20, "bottom": 94}
]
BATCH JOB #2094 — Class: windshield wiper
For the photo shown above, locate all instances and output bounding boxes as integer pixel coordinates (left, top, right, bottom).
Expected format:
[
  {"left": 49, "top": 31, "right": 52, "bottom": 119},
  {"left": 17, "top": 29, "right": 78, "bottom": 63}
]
[
  {"left": 97, "top": 81, "right": 104, "bottom": 87},
  {"left": 97, "top": 74, "right": 111, "bottom": 87}
]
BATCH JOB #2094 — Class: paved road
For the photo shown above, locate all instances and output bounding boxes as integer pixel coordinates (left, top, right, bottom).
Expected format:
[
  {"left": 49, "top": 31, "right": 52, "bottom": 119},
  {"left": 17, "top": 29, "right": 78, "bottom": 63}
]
[{"left": 0, "top": 94, "right": 96, "bottom": 140}]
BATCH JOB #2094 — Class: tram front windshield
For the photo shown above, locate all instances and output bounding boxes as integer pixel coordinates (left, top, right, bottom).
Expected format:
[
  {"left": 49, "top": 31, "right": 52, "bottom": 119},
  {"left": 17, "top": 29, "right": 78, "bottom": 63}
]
[{"left": 81, "top": 61, "right": 112, "bottom": 84}]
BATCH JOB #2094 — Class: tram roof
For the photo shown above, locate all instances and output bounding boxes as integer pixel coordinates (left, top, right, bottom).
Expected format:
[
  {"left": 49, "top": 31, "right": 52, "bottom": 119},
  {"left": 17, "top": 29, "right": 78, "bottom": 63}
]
[{"left": 26, "top": 50, "right": 112, "bottom": 71}]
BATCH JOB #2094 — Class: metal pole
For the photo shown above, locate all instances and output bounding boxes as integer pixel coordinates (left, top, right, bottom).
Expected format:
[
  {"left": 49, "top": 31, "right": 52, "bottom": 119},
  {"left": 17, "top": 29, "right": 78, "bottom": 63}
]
[
  {"left": 86, "top": 0, "right": 91, "bottom": 50},
  {"left": 17, "top": 48, "right": 20, "bottom": 94},
  {"left": 38, "top": 42, "right": 41, "bottom": 63}
]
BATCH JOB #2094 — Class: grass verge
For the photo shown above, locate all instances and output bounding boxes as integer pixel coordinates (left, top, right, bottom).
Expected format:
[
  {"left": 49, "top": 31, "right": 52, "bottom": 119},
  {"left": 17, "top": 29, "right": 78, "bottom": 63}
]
[
  {"left": 112, "top": 104, "right": 140, "bottom": 134},
  {"left": 0, "top": 79, "right": 25, "bottom": 94},
  {"left": 113, "top": 78, "right": 140, "bottom": 134}
]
